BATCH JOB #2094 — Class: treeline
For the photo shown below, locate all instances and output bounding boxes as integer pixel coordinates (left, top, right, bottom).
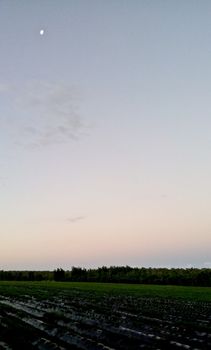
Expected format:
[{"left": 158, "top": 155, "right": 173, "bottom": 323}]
[{"left": 0, "top": 266, "right": 211, "bottom": 286}]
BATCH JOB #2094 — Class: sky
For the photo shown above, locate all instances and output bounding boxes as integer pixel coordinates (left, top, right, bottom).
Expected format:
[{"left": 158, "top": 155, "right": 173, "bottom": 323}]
[{"left": 0, "top": 0, "right": 211, "bottom": 270}]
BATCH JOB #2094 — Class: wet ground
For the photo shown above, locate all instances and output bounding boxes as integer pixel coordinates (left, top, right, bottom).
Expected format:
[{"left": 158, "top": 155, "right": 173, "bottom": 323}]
[{"left": 0, "top": 291, "right": 211, "bottom": 349}]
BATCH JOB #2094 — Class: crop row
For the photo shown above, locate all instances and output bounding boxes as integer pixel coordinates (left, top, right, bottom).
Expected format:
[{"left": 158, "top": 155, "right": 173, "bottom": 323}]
[{"left": 0, "top": 291, "right": 210, "bottom": 349}]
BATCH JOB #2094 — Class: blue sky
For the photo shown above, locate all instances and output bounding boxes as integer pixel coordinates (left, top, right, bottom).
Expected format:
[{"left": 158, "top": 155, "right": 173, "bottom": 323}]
[{"left": 0, "top": 1, "right": 211, "bottom": 269}]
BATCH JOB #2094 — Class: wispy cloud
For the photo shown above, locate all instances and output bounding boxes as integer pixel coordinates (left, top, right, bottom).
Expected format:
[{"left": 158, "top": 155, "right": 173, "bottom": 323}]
[
  {"left": 67, "top": 216, "right": 85, "bottom": 223},
  {"left": 27, "top": 215, "right": 86, "bottom": 225},
  {"left": 0, "top": 81, "right": 84, "bottom": 148},
  {"left": 0, "top": 176, "right": 7, "bottom": 187},
  {"left": 0, "top": 83, "right": 11, "bottom": 93},
  {"left": 160, "top": 194, "right": 168, "bottom": 199}
]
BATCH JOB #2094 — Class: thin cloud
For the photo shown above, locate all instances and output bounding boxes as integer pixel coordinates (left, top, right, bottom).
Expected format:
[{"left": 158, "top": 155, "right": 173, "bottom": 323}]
[
  {"left": 203, "top": 262, "right": 211, "bottom": 268},
  {"left": 0, "top": 83, "right": 11, "bottom": 93},
  {"left": 0, "top": 81, "right": 84, "bottom": 148},
  {"left": 67, "top": 216, "right": 85, "bottom": 223},
  {"left": 0, "top": 176, "right": 7, "bottom": 187}
]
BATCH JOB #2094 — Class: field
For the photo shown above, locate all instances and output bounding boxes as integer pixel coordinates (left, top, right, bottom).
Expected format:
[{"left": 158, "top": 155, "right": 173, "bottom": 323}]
[{"left": 0, "top": 282, "right": 211, "bottom": 349}]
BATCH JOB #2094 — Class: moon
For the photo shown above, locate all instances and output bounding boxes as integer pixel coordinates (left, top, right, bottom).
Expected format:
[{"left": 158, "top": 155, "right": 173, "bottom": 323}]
[{"left": 40, "top": 29, "right": 44, "bottom": 36}]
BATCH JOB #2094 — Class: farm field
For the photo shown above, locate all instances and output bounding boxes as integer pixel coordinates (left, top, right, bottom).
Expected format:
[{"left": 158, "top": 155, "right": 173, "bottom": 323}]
[{"left": 0, "top": 282, "right": 210, "bottom": 349}]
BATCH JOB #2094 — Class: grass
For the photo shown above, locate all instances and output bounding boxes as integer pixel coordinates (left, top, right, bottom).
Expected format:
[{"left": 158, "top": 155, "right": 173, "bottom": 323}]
[{"left": 0, "top": 281, "right": 211, "bottom": 301}]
